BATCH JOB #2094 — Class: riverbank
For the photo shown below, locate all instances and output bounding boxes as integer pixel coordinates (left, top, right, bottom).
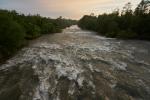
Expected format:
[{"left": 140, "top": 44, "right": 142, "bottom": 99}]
[
  {"left": 0, "top": 32, "right": 61, "bottom": 65},
  {"left": 0, "top": 9, "right": 77, "bottom": 64},
  {"left": 78, "top": 1, "right": 150, "bottom": 40}
]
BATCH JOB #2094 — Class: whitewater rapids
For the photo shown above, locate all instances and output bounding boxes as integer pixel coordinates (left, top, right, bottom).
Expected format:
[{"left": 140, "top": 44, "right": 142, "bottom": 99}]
[{"left": 0, "top": 25, "right": 150, "bottom": 100}]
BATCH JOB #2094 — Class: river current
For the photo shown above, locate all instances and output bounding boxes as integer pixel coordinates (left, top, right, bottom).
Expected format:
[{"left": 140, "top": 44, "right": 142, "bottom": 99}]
[{"left": 0, "top": 25, "right": 150, "bottom": 100}]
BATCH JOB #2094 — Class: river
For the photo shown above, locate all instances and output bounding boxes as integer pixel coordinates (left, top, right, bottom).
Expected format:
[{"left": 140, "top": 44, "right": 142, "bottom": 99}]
[{"left": 0, "top": 25, "right": 150, "bottom": 100}]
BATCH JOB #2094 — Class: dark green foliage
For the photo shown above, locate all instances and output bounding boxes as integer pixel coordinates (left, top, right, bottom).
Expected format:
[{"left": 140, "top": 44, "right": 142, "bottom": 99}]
[
  {"left": 24, "top": 23, "right": 41, "bottom": 39},
  {"left": 0, "top": 9, "right": 77, "bottom": 61},
  {"left": 41, "top": 23, "right": 55, "bottom": 34},
  {"left": 78, "top": 15, "right": 97, "bottom": 31},
  {"left": 78, "top": 0, "right": 150, "bottom": 40},
  {"left": 117, "top": 30, "right": 137, "bottom": 39},
  {"left": 56, "top": 16, "right": 77, "bottom": 29},
  {"left": 0, "top": 15, "right": 25, "bottom": 57}
]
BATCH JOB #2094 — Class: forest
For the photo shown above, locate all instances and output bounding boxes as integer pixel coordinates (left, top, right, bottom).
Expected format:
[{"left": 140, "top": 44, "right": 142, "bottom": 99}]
[
  {"left": 0, "top": 9, "right": 76, "bottom": 62},
  {"left": 78, "top": 0, "right": 150, "bottom": 40}
]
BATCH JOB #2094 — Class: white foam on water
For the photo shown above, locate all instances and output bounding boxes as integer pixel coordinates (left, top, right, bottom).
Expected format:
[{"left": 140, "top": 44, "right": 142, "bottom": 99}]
[
  {"left": 1, "top": 25, "right": 150, "bottom": 100},
  {"left": 77, "top": 76, "right": 85, "bottom": 87},
  {"left": 35, "top": 43, "right": 62, "bottom": 50},
  {"left": 109, "top": 59, "right": 127, "bottom": 70},
  {"left": 68, "top": 83, "right": 76, "bottom": 95},
  {"left": 56, "top": 64, "right": 83, "bottom": 81},
  {"left": 88, "top": 64, "right": 94, "bottom": 72}
]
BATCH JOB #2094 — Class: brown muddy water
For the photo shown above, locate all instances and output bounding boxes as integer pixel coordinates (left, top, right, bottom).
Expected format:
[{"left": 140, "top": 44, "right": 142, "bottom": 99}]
[{"left": 0, "top": 25, "right": 150, "bottom": 100}]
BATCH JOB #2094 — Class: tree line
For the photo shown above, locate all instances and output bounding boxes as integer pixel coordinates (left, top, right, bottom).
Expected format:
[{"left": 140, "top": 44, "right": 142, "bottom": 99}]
[
  {"left": 0, "top": 9, "right": 76, "bottom": 62},
  {"left": 78, "top": 0, "right": 150, "bottom": 40}
]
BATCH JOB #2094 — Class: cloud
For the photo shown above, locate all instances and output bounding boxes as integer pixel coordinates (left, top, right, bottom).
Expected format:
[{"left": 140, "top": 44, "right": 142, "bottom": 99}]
[{"left": 0, "top": 0, "right": 141, "bottom": 19}]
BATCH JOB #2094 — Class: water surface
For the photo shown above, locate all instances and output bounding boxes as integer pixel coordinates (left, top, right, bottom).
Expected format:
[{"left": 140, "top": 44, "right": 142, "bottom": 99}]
[{"left": 0, "top": 25, "right": 150, "bottom": 100}]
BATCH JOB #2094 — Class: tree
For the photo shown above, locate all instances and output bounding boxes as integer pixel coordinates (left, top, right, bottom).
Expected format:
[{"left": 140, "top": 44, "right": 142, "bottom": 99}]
[
  {"left": 24, "top": 23, "right": 41, "bottom": 39},
  {"left": 135, "top": 0, "right": 150, "bottom": 15},
  {"left": 0, "top": 15, "right": 25, "bottom": 56},
  {"left": 78, "top": 0, "right": 150, "bottom": 40},
  {"left": 78, "top": 15, "right": 97, "bottom": 31},
  {"left": 0, "top": 9, "right": 76, "bottom": 60},
  {"left": 121, "top": 2, "right": 133, "bottom": 15}
]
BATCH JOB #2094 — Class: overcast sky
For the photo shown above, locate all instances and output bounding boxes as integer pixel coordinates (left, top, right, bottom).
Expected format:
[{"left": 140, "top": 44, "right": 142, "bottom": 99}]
[{"left": 0, "top": 0, "right": 141, "bottom": 19}]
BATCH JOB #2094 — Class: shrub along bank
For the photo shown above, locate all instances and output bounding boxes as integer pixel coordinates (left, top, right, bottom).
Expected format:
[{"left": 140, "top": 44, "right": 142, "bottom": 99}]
[
  {"left": 78, "top": 0, "right": 150, "bottom": 40},
  {"left": 0, "top": 9, "right": 77, "bottom": 62}
]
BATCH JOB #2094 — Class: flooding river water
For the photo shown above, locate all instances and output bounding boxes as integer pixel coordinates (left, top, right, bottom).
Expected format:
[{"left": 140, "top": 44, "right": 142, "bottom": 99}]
[{"left": 0, "top": 25, "right": 150, "bottom": 100}]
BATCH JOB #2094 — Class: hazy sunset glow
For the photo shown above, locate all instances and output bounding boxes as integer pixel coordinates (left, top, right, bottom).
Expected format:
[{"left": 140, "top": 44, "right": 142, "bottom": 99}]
[{"left": 0, "top": 0, "right": 141, "bottom": 19}]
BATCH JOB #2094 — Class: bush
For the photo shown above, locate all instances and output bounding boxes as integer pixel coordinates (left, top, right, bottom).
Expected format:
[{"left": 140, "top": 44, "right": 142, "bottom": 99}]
[
  {"left": 78, "top": 15, "right": 97, "bottom": 31},
  {"left": 105, "top": 32, "right": 117, "bottom": 38},
  {"left": 41, "top": 23, "right": 59, "bottom": 34},
  {"left": 24, "top": 23, "right": 41, "bottom": 39},
  {"left": 117, "top": 30, "right": 137, "bottom": 39},
  {"left": 0, "top": 15, "right": 25, "bottom": 56}
]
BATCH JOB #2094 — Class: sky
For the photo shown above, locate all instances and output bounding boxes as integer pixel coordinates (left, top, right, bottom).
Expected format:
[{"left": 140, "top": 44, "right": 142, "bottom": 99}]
[{"left": 0, "top": 0, "right": 141, "bottom": 19}]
